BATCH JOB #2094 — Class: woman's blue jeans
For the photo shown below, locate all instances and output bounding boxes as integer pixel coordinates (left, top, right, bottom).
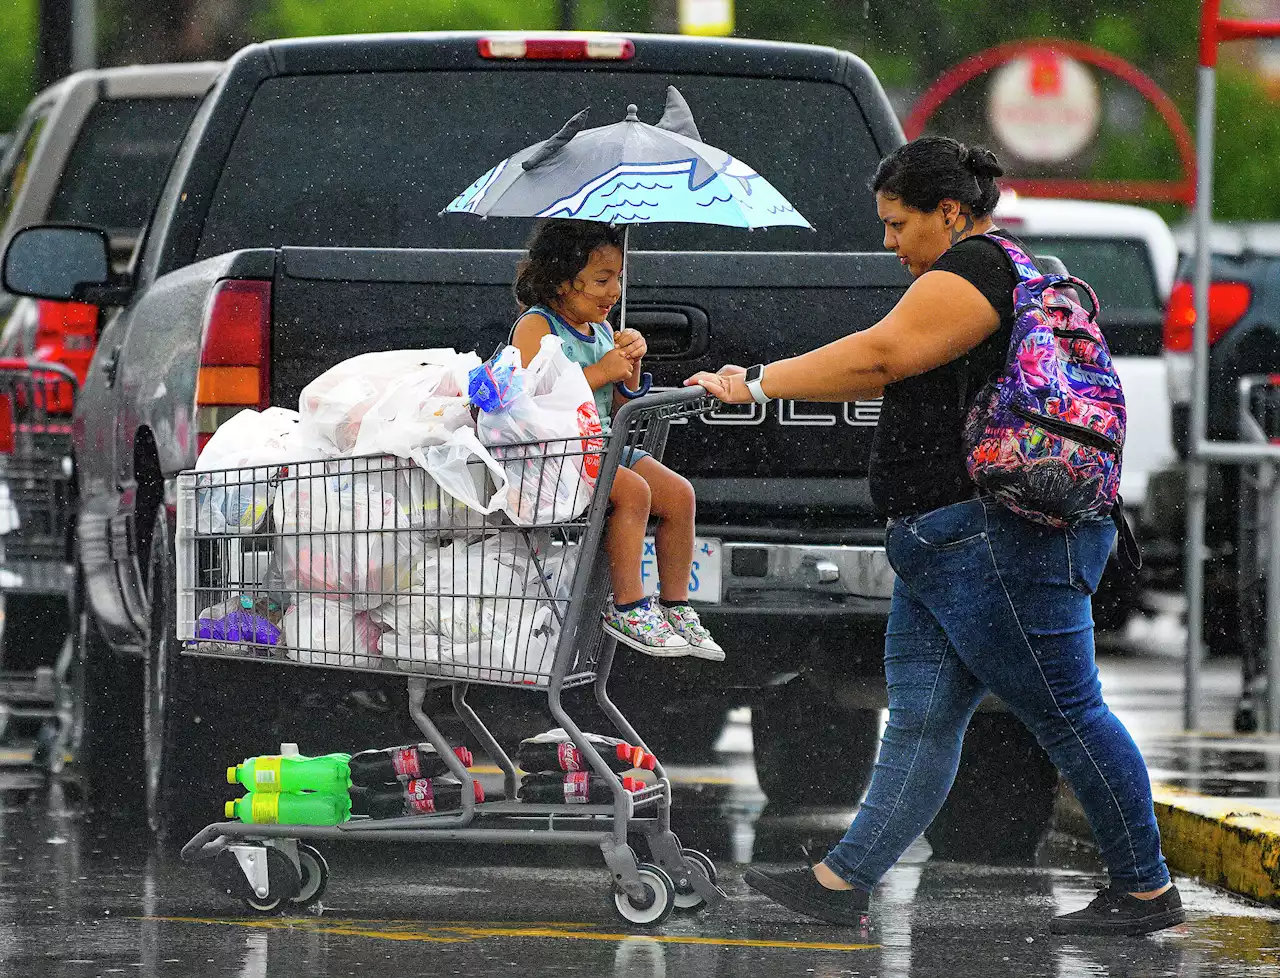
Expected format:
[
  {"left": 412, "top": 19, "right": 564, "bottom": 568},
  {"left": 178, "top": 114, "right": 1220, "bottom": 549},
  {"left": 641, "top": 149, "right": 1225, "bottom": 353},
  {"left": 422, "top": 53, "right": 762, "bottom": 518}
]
[{"left": 823, "top": 495, "right": 1169, "bottom": 893}]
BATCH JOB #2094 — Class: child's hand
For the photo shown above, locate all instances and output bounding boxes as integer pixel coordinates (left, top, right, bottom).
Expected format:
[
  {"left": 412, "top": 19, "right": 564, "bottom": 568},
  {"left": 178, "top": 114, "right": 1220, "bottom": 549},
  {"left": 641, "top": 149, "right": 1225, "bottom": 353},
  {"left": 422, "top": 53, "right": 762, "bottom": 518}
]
[
  {"left": 614, "top": 328, "right": 647, "bottom": 361},
  {"left": 600, "top": 348, "right": 638, "bottom": 384}
]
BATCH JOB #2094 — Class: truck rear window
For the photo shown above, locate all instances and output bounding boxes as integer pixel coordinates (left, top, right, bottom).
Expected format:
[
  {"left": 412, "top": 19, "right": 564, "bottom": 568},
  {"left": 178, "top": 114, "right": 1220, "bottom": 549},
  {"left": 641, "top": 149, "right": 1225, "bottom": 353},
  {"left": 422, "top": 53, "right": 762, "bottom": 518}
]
[
  {"left": 195, "top": 71, "right": 886, "bottom": 258},
  {"left": 49, "top": 96, "right": 200, "bottom": 233},
  {"left": 1020, "top": 236, "right": 1162, "bottom": 313}
]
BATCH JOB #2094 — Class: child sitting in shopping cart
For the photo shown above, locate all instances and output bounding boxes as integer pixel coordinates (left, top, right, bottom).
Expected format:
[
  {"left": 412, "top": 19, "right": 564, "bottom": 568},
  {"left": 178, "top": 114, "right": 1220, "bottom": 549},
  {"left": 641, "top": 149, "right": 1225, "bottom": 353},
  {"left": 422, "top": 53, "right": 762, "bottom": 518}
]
[{"left": 509, "top": 219, "right": 723, "bottom": 661}]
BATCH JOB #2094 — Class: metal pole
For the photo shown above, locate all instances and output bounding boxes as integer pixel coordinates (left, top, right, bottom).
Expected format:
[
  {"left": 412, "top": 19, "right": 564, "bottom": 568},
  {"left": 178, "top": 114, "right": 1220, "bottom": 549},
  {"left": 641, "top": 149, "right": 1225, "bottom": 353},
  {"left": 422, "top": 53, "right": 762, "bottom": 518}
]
[
  {"left": 619, "top": 224, "right": 630, "bottom": 334},
  {"left": 1268, "top": 462, "right": 1280, "bottom": 733},
  {"left": 1184, "top": 63, "right": 1218, "bottom": 731},
  {"left": 71, "top": 0, "right": 96, "bottom": 72}
]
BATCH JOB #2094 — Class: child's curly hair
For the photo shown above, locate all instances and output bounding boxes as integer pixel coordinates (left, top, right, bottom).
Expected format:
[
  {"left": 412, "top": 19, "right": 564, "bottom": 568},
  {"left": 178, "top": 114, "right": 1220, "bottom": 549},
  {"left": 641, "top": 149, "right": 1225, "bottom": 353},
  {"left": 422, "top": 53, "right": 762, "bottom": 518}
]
[{"left": 514, "top": 219, "right": 625, "bottom": 310}]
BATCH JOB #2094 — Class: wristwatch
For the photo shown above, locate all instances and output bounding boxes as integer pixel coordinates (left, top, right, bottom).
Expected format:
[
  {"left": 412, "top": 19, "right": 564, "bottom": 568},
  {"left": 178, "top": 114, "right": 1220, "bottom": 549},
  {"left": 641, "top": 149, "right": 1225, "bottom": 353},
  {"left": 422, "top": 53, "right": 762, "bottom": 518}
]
[{"left": 744, "top": 364, "right": 771, "bottom": 404}]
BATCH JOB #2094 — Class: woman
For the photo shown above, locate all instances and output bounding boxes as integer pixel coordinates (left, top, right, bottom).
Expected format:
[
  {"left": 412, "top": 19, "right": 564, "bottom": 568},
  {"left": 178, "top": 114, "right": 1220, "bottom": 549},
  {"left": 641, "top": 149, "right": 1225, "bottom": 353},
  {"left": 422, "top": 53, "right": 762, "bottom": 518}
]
[{"left": 686, "top": 136, "right": 1182, "bottom": 937}]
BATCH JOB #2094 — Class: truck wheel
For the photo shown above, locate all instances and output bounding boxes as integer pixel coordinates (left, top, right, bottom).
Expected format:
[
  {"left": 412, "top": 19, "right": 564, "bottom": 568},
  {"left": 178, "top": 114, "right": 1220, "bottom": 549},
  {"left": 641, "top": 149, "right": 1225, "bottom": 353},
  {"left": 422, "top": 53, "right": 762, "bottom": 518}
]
[
  {"left": 751, "top": 679, "right": 879, "bottom": 809},
  {"left": 78, "top": 601, "right": 144, "bottom": 806},
  {"left": 924, "top": 711, "right": 1058, "bottom": 864},
  {"left": 142, "top": 505, "right": 261, "bottom": 841}
]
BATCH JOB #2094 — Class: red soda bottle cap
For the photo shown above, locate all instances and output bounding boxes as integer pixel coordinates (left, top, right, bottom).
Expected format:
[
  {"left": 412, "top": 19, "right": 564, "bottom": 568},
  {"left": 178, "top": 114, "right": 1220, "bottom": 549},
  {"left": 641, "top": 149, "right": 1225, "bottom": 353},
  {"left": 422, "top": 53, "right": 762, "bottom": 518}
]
[
  {"left": 622, "top": 776, "right": 639, "bottom": 792},
  {"left": 639, "top": 752, "right": 657, "bottom": 771},
  {"left": 456, "top": 746, "right": 474, "bottom": 768},
  {"left": 472, "top": 779, "right": 485, "bottom": 804}
]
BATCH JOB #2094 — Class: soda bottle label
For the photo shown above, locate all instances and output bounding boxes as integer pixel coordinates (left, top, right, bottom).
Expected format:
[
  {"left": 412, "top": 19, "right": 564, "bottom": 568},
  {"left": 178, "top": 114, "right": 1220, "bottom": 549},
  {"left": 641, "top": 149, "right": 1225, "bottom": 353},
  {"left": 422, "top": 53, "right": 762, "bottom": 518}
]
[
  {"left": 406, "top": 779, "right": 436, "bottom": 814},
  {"left": 251, "top": 793, "right": 280, "bottom": 824},
  {"left": 558, "top": 742, "right": 583, "bottom": 772},
  {"left": 563, "top": 771, "right": 590, "bottom": 804},
  {"left": 254, "top": 758, "right": 281, "bottom": 786},
  {"left": 392, "top": 747, "right": 421, "bottom": 779}
]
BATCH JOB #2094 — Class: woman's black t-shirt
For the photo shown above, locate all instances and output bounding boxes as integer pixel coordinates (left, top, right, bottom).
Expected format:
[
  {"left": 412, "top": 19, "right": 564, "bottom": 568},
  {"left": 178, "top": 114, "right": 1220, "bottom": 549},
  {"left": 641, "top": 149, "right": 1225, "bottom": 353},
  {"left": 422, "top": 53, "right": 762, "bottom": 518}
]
[{"left": 868, "top": 232, "right": 1026, "bottom": 519}]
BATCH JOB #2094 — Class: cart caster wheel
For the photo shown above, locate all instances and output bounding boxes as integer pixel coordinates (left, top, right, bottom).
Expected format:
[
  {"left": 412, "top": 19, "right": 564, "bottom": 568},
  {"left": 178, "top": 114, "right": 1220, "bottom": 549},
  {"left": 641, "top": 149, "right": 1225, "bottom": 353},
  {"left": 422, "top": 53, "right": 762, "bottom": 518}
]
[
  {"left": 671, "top": 848, "right": 717, "bottom": 912},
  {"left": 611, "top": 863, "right": 674, "bottom": 928},
  {"left": 212, "top": 845, "right": 300, "bottom": 914},
  {"left": 290, "top": 845, "right": 330, "bottom": 908}
]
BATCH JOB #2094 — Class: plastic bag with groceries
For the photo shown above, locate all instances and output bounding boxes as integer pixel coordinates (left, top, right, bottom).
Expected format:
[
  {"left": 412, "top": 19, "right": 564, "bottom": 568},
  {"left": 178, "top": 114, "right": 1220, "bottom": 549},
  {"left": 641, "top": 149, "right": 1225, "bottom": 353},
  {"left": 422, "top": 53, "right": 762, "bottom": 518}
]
[
  {"left": 474, "top": 336, "right": 602, "bottom": 526},
  {"left": 272, "top": 459, "right": 429, "bottom": 607},
  {"left": 298, "top": 349, "right": 479, "bottom": 458},
  {"left": 194, "top": 406, "right": 302, "bottom": 534}
]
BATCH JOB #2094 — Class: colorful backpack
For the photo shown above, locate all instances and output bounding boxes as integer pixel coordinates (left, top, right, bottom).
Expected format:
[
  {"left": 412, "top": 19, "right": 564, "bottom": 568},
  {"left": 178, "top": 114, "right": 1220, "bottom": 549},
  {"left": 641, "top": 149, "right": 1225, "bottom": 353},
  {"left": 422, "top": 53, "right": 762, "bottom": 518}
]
[{"left": 963, "top": 234, "right": 1125, "bottom": 529}]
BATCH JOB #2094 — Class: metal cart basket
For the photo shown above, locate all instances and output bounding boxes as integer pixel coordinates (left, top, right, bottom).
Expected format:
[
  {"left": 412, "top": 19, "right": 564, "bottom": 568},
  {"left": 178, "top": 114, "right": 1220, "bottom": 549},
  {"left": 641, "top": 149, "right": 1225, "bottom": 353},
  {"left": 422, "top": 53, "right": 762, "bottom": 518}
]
[
  {"left": 0, "top": 359, "right": 81, "bottom": 772},
  {"left": 178, "top": 387, "right": 726, "bottom": 925}
]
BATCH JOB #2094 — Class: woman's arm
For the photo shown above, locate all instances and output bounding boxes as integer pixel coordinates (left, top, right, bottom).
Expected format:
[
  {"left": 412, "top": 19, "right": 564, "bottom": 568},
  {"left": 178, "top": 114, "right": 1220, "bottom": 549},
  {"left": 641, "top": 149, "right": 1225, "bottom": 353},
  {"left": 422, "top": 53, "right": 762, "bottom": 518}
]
[{"left": 687, "top": 271, "right": 1000, "bottom": 403}]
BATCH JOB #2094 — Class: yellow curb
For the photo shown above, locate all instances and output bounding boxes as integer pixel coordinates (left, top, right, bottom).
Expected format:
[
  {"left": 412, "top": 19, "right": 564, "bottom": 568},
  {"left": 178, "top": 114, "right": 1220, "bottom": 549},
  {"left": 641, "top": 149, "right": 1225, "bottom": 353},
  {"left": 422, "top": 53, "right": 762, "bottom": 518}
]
[
  {"left": 1055, "top": 781, "right": 1280, "bottom": 906},
  {"left": 1150, "top": 784, "right": 1280, "bottom": 906}
]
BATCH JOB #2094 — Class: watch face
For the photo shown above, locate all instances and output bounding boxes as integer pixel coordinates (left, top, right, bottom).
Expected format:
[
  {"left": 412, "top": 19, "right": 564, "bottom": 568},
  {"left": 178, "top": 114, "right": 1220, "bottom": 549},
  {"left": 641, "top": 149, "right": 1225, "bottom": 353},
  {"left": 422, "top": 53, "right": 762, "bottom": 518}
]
[{"left": 746, "top": 364, "right": 764, "bottom": 383}]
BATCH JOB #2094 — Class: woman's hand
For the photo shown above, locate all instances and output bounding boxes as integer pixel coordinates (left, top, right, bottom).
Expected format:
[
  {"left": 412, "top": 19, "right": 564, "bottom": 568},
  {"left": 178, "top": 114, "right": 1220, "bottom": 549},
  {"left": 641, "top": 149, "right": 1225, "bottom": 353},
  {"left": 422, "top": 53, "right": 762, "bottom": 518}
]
[
  {"left": 614, "top": 328, "right": 647, "bottom": 361},
  {"left": 684, "top": 366, "right": 753, "bottom": 404}
]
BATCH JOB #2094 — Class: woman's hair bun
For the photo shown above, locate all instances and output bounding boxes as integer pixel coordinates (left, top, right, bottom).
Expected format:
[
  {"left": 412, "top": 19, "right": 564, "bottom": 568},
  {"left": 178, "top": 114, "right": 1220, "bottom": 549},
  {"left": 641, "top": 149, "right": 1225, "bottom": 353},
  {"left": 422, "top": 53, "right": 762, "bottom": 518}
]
[{"left": 962, "top": 146, "right": 1004, "bottom": 179}]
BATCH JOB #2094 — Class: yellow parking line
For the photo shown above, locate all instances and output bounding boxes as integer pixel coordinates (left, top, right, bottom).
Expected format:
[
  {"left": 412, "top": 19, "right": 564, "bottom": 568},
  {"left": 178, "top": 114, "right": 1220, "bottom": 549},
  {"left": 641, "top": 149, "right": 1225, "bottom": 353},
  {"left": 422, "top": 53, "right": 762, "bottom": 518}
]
[{"left": 144, "top": 916, "right": 877, "bottom": 952}]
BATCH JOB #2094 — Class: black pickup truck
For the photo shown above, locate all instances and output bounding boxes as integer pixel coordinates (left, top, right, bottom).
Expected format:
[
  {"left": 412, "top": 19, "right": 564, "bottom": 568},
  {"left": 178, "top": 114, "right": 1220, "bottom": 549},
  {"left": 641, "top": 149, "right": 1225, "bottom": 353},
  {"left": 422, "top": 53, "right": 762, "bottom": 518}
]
[{"left": 3, "top": 32, "right": 1058, "bottom": 854}]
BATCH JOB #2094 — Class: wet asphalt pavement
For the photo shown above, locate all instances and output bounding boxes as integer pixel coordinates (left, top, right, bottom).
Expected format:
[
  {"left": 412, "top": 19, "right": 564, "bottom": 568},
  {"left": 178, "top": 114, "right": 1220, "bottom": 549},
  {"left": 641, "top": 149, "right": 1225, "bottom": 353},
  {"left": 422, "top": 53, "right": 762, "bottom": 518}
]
[{"left": 2, "top": 712, "right": 1279, "bottom": 978}]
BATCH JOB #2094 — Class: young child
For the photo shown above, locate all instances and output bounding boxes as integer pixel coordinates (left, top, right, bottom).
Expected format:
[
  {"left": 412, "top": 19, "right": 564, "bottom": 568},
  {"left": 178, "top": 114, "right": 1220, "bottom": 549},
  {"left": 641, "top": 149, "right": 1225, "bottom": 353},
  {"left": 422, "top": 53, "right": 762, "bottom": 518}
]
[{"left": 510, "top": 219, "right": 723, "bottom": 661}]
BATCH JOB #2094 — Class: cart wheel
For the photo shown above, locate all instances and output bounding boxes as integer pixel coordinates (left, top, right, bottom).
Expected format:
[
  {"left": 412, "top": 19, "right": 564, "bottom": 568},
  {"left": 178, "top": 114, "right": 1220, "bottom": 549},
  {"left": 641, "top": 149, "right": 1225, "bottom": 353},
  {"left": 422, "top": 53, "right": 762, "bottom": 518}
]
[
  {"left": 611, "top": 863, "right": 674, "bottom": 928},
  {"left": 290, "top": 845, "right": 330, "bottom": 907},
  {"left": 671, "top": 849, "right": 717, "bottom": 911},
  {"left": 211, "top": 845, "right": 300, "bottom": 915}
]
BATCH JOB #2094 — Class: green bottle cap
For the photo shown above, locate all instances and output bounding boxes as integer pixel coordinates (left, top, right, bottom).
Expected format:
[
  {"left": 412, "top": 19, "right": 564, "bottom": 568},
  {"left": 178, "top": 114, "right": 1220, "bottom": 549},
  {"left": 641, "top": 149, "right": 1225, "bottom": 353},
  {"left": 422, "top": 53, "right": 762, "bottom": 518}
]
[{"left": 225, "top": 800, "right": 236, "bottom": 819}]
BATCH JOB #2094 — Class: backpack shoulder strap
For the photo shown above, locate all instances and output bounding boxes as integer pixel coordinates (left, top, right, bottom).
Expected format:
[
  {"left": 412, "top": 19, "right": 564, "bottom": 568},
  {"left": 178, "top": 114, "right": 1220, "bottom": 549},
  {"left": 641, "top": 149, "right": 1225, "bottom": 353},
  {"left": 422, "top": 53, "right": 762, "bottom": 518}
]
[{"left": 977, "top": 232, "right": 1042, "bottom": 283}]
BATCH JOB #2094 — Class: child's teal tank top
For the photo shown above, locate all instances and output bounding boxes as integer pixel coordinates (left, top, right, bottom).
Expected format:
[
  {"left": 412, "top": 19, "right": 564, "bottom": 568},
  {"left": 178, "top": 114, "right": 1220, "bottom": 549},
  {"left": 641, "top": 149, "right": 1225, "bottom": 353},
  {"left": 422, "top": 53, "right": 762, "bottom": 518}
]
[{"left": 522, "top": 304, "right": 616, "bottom": 428}]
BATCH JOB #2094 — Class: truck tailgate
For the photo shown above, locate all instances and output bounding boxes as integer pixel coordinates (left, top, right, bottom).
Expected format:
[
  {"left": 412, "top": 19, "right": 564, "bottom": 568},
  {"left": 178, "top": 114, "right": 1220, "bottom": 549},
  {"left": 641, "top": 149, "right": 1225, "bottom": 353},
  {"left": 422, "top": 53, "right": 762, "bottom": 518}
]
[{"left": 271, "top": 247, "right": 908, "bottom": 527}]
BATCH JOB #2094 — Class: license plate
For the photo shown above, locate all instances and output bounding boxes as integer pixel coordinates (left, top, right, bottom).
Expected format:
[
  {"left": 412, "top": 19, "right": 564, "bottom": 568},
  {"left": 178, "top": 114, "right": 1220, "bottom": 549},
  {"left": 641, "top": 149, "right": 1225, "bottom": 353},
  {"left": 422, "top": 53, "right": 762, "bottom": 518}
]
[{"left": 641, "top": 536, "right": 722, "bottom": 604}]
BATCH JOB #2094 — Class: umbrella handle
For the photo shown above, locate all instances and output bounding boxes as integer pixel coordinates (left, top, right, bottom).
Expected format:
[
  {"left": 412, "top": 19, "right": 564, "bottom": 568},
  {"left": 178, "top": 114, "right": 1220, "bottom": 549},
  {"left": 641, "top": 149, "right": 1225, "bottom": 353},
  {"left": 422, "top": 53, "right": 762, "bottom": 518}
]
[{"left": 616, "top": 373, "right": 652, "bottom": 400}]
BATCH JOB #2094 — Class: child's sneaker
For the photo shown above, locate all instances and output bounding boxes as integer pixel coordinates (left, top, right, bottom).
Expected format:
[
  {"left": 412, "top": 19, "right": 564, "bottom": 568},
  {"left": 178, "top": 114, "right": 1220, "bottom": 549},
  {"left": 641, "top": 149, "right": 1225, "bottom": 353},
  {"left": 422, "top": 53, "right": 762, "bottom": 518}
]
[
  {"left": 662, "top": 604, "right": 725, "bottom": 661},
  {"left": 603, "top": 600, "right": 690, "bottom": 657}
]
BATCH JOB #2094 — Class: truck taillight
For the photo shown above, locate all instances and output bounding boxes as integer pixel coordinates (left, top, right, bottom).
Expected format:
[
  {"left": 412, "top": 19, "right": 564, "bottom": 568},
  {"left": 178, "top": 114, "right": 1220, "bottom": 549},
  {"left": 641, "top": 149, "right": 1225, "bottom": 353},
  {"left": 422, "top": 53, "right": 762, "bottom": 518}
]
[
  {"left": 1162, "top": 280, "right": 1252, "bottom": 352},
  {"left": 34, "top": 300, "right": 98, "bottom": 412},
  {"left": 478, "top": 35, "right": 635, "bottom": 60},
  {"left": 196, "top": 279, "right": 271, "bottom": 452}
]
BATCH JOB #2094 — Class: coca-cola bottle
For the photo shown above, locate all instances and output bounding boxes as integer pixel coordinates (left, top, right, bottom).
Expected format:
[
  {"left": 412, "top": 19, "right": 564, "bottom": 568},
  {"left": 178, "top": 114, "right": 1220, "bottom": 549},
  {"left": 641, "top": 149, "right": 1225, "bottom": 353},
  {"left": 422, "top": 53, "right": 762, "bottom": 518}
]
[
  {"left": 517, "top": 729, "right": 656, "bottom": 774},
  {"left": 518, "top": 771, "right": 643, "bottom": 805},
  {"left": 348, "top": 744, "right": 474, "bottom": 786},
  {"left": 350, "top": 777, "right": 485, "bottom": 818}
]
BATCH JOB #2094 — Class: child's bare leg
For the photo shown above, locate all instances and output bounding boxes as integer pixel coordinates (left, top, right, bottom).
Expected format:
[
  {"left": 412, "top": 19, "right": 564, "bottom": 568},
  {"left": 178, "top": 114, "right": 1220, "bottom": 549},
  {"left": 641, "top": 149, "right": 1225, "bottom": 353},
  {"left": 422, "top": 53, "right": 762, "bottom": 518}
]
[
  {"left": 607, "top": 466, "right": 651, "bottom": 605},
  {"left": 631, "top": 457, "right": 695, "bottom": 602}
]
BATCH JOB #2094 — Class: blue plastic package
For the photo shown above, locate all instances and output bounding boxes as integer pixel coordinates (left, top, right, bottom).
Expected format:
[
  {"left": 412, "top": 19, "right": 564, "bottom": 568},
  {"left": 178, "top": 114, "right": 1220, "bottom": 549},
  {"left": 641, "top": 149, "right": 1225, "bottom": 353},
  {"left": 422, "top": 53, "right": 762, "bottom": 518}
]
[
  {"left": 468, "top": 347, "right": 524, "bottom": 413},
  {"left": 195, "top": 609, "right": 281, "bottom": 646}
]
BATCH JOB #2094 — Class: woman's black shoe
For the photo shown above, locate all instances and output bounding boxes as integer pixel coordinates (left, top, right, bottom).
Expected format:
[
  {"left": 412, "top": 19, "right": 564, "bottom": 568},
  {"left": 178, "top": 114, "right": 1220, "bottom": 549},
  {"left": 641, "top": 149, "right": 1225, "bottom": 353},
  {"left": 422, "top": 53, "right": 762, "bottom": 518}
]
[
  {"left": 743, "top": 866, "right": 872, "bottom": 929},
  {"left": 1051, "top": 885, "right": 1185, "bottom": 936}
]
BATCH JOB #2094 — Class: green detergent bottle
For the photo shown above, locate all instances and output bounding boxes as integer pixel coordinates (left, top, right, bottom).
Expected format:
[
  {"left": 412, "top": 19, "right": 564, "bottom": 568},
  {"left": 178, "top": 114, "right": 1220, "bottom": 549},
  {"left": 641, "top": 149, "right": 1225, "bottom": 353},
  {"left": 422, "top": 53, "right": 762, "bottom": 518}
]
[
  {"left": 227, "top": 748, "right": 352, "bottom": 794},
  {"left": 225, "top": 791, "right": 351, "bottom": 826}
]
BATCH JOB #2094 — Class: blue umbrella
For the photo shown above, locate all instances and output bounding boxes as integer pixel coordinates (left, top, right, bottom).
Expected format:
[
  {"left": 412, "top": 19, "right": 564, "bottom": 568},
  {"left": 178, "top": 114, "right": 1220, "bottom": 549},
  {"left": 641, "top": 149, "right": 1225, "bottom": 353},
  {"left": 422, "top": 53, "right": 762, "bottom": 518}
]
[{"left": 443, "top": 87, "right": 812, "bottom": 369}]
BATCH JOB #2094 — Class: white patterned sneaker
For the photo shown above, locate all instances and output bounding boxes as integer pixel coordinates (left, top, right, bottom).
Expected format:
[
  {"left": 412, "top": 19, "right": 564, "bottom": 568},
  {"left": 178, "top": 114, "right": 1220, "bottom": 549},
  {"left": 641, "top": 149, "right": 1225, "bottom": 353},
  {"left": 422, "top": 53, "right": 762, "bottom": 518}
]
[
  {"left": 662, "top": 604, "right": 725, "bottom": 661},
  {"left": 603, "top": 600, "right": 690, "bottom": 657}
]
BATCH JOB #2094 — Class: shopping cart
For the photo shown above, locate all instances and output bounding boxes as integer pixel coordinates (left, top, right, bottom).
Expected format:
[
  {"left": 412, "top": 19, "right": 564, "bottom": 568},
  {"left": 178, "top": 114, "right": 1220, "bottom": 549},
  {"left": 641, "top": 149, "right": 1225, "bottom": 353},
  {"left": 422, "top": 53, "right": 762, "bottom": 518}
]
[
  {"left": 178, "top": 387, "right": 726, "bottom": 924},
  {"left": 0, "top": 359, "right": 80, "bottom": 773}
]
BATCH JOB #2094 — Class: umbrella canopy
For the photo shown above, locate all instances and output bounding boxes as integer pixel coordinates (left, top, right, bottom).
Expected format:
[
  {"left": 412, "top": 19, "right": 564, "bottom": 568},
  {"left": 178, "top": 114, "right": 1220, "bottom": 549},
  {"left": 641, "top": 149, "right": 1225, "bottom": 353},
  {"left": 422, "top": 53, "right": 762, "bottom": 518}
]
[{"left": 443, "top": 87, "right": 811, "bottom": 230}]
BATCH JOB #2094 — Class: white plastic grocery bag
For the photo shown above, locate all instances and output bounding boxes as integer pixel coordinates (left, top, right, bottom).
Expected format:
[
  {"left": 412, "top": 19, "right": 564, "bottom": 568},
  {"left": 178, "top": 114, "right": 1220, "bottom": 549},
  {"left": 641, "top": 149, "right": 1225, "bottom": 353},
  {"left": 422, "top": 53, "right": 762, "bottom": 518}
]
[
  {"left": 273, "top": 459, "right": 429, "bottom": 607},
  {"left": 374, "top": 532, "right": 578, "bottom": 683},
  {"left": 419, "top": 427, "right": 509, "bottom": 517},
  {"left": 282, "top": 596, "right": 383, "bottom": 668},
  {"left": 195, "top": 406, "right": 302, "bottom": 534},
  {"left": 477, "top": 336, "right": 602, "bottom": 526},
  {"left": 298, "top": 349, "right": 479, "bottom": 458}
]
